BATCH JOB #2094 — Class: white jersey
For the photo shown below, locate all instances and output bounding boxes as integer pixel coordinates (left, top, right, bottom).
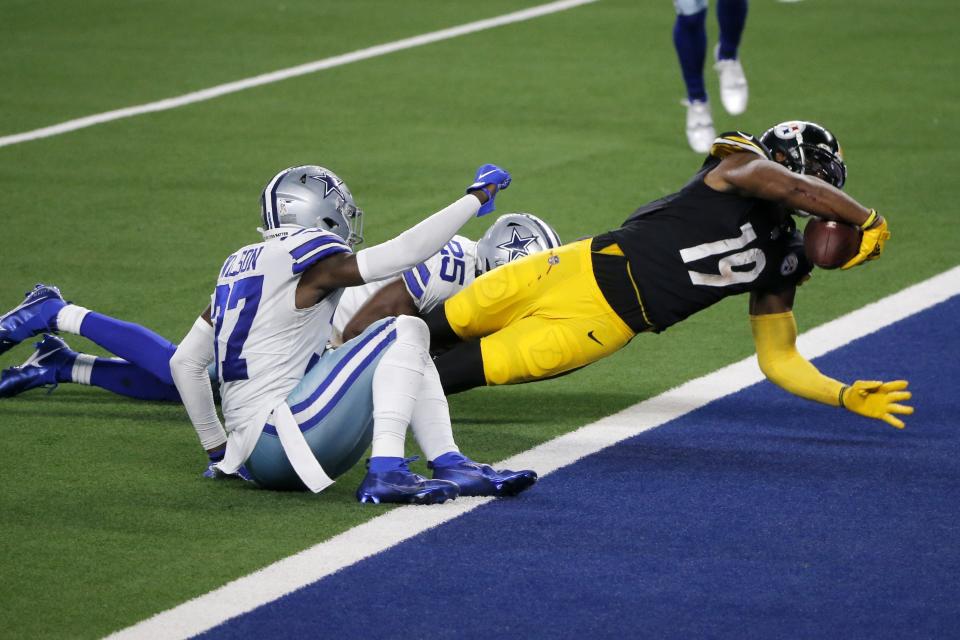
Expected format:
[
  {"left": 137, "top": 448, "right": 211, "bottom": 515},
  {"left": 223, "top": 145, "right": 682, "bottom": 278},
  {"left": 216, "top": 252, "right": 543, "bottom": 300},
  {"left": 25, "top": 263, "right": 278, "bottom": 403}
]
[
  {"left": 213, "top": 228, "right": 352, "bottom": 448},
  {"left": 332, "top": 235, "right": 478, "bottom": 338}
]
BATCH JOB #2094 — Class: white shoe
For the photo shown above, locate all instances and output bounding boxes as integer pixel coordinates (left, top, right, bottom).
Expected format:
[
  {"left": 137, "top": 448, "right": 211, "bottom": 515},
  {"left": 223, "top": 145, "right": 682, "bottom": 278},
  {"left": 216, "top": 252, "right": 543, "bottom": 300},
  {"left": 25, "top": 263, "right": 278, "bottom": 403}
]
[
  {"left": 683, "top": 99, "right": 715, "bottom": 154},
  {"left": 714, "top": 47, "right": 748, "bottom": 115}
]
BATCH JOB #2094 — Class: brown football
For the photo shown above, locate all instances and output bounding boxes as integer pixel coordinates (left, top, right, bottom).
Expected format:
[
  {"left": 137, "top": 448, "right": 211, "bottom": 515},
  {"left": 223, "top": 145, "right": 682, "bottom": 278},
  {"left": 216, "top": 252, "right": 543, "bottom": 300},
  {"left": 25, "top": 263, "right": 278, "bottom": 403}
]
[{"left": 803, "top": 219, "right": 862, "bottom": 269}]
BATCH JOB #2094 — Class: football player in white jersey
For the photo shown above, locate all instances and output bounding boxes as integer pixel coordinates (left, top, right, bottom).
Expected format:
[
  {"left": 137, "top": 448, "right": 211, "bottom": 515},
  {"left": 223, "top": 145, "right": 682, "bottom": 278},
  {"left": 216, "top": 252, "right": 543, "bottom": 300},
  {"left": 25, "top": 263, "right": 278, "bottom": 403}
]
[
  {"left": 331, "top": 213, "right": 561, "bottom": 344},
  {"left": 0, "top": 164, "right": 538, "bottom": 504},
  {"left": 173, "top": 163, "right": 543, "bottom": 504},
  {"left": 0, "top": 214, "right": 559, "bottom": 406},
  {"left": 0, "top": 214, "right": 560, "bottom": 405}
]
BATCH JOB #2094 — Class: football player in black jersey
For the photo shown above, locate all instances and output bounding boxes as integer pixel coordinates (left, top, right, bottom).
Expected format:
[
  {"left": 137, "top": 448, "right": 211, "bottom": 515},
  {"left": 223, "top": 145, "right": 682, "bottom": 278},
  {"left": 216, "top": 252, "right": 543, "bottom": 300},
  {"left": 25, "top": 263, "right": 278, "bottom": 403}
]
[{"left": 424, "top": 121, "right": 912, "bottom": 430}]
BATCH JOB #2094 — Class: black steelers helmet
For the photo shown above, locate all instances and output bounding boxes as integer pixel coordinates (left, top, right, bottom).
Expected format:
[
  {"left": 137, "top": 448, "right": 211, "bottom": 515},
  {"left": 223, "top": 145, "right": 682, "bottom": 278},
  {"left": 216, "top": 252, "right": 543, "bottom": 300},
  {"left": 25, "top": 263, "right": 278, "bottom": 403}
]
[{"left": 760, "top": 121, "right": 847, "bottom": 189}]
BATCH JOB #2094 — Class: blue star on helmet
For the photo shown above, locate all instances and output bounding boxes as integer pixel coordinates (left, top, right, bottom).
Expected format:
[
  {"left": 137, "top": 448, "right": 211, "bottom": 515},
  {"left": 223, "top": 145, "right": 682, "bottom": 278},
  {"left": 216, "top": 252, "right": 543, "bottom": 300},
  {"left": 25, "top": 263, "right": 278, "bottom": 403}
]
[
  {"left": 308, "top": 173, "right": 346, "bottom": 201},
  {"left": 496, "top": 227, "right": 537, "bottom": 261}
]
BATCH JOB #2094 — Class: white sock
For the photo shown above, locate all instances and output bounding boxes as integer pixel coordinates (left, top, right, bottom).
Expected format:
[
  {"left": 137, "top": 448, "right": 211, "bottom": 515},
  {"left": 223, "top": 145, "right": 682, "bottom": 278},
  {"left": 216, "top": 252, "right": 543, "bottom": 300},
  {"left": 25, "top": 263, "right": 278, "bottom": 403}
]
[
  {"left": 370, "top": 317, "right": 430, "bottom": 459},
  {"left": 70, "top": 354, "right": 98, "bottom": 385},
  {"left": 410, "top": 359, "right": 459, "bottom": 462},
  {"left": 56, "top": 304, "right": 90, "bottom": 334}
]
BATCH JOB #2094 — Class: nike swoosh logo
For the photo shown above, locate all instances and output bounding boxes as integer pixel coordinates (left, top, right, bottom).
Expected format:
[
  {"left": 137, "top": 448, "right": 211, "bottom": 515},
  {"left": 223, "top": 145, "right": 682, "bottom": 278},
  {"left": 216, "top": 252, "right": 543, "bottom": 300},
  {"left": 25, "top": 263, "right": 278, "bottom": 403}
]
[
  {"left": 476, "top": 170, "right": 497, "bottom": 180},
  {"left": 587, "top": 330, "right": 603, "bottom": 346}
]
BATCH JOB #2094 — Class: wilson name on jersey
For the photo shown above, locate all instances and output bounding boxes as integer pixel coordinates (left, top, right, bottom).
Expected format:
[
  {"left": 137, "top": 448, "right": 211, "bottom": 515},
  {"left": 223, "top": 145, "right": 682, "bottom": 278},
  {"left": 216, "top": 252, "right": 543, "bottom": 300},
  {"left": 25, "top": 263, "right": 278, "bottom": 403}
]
[
  {"left": 212, "top": 228, "right": 351, "bottom": 437},
  {"left": 608, "top": 132, "right": 812, "bottom": 331}
]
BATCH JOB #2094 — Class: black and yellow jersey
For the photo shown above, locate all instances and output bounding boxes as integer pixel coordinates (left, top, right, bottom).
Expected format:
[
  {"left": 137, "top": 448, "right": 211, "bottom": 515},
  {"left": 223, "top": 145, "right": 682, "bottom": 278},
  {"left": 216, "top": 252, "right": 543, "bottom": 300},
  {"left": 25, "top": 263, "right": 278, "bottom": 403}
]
[{"left": 596, "top": 132, "right": 813, "bottom": 332}]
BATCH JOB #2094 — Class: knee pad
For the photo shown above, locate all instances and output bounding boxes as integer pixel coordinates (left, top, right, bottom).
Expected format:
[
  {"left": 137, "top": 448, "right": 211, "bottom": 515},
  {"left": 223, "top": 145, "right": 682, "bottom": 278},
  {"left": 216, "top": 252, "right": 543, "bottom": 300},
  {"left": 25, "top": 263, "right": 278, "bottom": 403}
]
[
  {"left": 481, "top": 325, "right": 578, "bottom": 386},
  {"left": 523, "top": 325, "right": 577, "bottom": 377},
  {"left": 474, "top": 266, "right": 520, "bottom": 308},
  {"left": 674, "top": 0, "right": 707, "bottom": 16}
]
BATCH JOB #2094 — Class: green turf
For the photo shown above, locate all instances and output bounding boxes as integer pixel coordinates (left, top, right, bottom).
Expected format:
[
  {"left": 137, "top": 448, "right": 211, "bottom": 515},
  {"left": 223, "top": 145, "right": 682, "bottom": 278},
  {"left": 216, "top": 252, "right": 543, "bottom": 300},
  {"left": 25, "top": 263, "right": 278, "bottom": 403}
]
[{"left": 1, "top": 0, "right": 958, "bottom": 636}]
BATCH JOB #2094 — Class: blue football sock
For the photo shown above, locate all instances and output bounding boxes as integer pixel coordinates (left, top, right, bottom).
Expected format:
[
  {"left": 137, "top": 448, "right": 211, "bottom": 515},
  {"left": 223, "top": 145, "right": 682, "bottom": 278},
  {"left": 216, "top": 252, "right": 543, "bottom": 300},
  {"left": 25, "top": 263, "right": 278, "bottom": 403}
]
[
  {"left": 78, "top": 312, "right": 178, "bottom": 385},
  {"left": 77, "top": 358, "right": 182, "bottom": 401},
  {"left": 673, "top": 8, "right": 708, "bottom": 103},
  {"left": 717, "top": 0, "right": 748, "bottom": 60}
]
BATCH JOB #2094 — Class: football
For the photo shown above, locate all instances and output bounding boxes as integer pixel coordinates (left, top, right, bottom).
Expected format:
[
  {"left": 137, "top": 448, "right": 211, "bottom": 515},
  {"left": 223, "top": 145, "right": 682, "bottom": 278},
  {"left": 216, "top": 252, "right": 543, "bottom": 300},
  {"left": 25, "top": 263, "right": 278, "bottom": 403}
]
[{"left": 803, "top": 218, "right": 862, "bottom": 269}]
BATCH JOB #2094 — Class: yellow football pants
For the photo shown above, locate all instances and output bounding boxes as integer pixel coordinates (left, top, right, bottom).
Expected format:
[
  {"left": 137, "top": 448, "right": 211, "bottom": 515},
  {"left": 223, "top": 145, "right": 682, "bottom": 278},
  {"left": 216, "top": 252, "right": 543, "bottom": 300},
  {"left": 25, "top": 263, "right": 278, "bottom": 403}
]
[{"left": 443, "top": 239, "right": 635, "bottom": 386}]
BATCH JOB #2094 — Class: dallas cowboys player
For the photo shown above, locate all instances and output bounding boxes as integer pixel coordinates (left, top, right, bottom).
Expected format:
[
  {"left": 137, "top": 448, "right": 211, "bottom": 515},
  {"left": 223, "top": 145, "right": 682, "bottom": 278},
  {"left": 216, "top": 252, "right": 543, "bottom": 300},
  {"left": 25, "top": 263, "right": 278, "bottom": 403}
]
[
  {"left": 0, "top": 214, "right": 559, "bottom": 403},
  {"left": 333, "top": 212, "right": 561, "bottom": 343},
  {"left": 0, "top": 164, "right": 538, "bottom": 504}
]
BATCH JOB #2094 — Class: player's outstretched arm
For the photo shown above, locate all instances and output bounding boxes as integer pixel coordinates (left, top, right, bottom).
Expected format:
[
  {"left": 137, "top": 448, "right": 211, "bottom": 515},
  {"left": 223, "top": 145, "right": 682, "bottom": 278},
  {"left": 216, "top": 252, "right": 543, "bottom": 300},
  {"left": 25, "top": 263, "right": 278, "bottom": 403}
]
[
  {"left": 342, "top": 279, "right": 418, "bottom": 342},
  {"left": 296, "top": 164, "right": 510, "bottom": 307},
  {"left": 749, "top": 290, "right": 914, "bottom": 429},
  {"left": 710, "top": 154, "right": 890, "bottom": 269}
]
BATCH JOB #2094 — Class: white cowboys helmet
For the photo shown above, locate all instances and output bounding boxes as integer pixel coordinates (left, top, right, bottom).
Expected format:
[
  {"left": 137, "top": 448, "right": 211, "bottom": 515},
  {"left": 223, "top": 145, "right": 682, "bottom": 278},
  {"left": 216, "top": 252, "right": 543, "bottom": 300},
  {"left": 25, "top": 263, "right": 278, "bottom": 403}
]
[
  {"left": 476, "top": 213, "right": 562, "bottom": 273},
  {"left": 259, "top": 165, "right": 364, "bottom": 246}
]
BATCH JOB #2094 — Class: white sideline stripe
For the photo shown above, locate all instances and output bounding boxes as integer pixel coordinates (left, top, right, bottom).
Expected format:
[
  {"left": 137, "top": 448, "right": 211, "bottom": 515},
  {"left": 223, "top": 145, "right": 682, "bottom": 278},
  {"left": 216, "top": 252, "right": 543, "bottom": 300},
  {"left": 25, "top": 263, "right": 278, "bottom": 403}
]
[
  {"left": 0, "top": 0, "right": 597, "bottom": 150},
  {"left": 106, "top": 265, "right": 960, "bottom": 640}
]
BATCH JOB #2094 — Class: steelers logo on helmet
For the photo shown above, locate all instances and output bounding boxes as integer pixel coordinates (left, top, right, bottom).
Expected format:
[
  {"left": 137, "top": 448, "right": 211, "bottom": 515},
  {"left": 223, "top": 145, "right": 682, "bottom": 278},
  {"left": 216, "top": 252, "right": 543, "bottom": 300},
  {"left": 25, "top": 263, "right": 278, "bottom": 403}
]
[{"left": 774, "top": 121, "right": 806, "bottom": 140}]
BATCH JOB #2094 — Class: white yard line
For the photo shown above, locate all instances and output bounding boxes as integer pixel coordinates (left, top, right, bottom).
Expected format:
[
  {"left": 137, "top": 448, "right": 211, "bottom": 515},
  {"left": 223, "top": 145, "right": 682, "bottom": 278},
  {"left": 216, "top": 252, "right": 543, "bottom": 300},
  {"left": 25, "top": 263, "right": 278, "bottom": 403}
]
[
  {"left": 106, "top": 265, "right": 960, "bottom": 640},
  {"left": 0, "top": 0, "right": 597, "bottom": 150}
]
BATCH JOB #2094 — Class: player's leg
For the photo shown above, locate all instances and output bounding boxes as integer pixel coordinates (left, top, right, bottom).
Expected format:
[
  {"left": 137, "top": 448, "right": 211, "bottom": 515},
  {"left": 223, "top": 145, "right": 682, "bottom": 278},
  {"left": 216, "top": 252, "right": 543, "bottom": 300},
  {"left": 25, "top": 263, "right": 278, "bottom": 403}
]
[
  {"left": 434, "top": 240, "right": 635, "bottom": 392},
  {"left": 55, "top": 304, "right": 178, "bottom": 385},
  {"left": 0, "top": 284, "right": 178, "bottom": 385},
  {"left": 243, "top": 316, "right": 459, "bottom": 503},
  {"left": 425, "top": 240, "right": 588, "bottom": 350},
  {"left": 358, "top": 315, "right": 461, "bottom": 503},
  {"left": 0, "top": 334, "right": 181, "bottom": 401},
  {"left": 674, "top": 0, "right": 709, "bottom": 104},
  {"left": 244, "top": 317, "right": 401, "bottom": 490},
  {"left": 412, "top": 357, "right": 537, "bottom": 496},
  {"left": 434, "top": 313, "right": 632, "bottom": 394},
  {"left": 485, "top": 311, "right": 632, "bottom": 385},
  {"left": 72, "top": 357, "right": 181, "bottom": 401},
  {"left": 672, "top": 0, "right": 715, "bottom": 153},
  {"left": 714, "top": 0, "right": 748, "bottom": 115},
  {"left": 431, "top": 340, "right": 486, "bottom": 394},
  {"left": 716, "top": 0, "right": 747, "bottom": 59},
  {"left": 423, "top": 257, "right": 535, "bottom": 351}
]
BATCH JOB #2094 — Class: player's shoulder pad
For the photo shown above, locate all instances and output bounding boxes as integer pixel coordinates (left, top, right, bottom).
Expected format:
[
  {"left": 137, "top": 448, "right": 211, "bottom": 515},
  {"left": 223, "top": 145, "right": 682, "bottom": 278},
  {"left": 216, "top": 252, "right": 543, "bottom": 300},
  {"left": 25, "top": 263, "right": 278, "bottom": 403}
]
[
  {"left": 709, "top": 131, "right": 771, "bottom": 160},
  {"left": 286, "top": 228, "right": 352, "bottom": 275}
]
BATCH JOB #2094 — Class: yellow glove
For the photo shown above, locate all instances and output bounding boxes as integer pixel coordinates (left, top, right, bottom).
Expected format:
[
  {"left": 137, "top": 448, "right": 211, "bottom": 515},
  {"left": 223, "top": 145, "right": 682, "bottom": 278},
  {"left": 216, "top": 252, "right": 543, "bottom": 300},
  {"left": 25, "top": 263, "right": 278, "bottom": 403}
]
[
  {"left": 842, "top": 210, "right": 890, "bottom": 269},
  {"left": 840, "top": 379, "right": 914, "bottom": 429}
]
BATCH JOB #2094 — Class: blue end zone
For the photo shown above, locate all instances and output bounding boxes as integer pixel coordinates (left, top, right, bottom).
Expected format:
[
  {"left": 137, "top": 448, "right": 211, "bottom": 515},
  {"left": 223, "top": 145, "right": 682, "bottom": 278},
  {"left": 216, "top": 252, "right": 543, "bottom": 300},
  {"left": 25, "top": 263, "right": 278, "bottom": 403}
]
[{"left": 200, "top": 296, "right": 960, "bottom": 639}]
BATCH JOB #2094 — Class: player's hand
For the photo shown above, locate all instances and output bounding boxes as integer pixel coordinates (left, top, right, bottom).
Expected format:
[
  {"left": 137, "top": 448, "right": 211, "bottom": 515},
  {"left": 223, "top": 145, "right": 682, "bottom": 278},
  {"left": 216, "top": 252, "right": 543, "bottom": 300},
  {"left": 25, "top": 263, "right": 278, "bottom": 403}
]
[
  {"left": 841, "top": 379, "right": 913, "bottom": 429},
  {"left": 466, "top": 164, "right": 511, "bottom": 216},
  {"left": 841, "top": 212, "right": 890, "bottom": 269}
]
